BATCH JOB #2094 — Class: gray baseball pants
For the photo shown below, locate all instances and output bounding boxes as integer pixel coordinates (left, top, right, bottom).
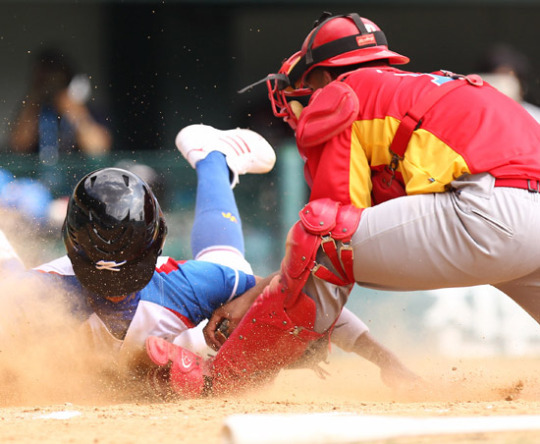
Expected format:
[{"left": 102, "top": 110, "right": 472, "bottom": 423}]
[{"left": 305, "top": 173, "right": 540, "bottom": 332}]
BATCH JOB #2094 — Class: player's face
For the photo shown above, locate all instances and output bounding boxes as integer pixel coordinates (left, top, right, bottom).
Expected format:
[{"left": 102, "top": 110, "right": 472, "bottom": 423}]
[
  {"left": 104, "top": 294, "right": 129, "bottom": 303},
  {"left": 304, "top": 68, "right": 334, "bottom": 91}
]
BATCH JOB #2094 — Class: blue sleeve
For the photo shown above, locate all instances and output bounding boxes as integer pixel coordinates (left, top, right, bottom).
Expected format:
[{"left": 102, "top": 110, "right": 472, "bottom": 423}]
[
  {"left": 144, "top": 260, "right": 256, "bottom": 325},
  {"left": 180, "top": 261, "right": 256, "bottom": 318}
]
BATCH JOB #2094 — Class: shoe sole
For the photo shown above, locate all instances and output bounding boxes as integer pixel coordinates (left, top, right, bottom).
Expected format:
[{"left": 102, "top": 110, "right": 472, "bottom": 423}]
[{"left": 175, "top": 124, "right": 276, "bottom": 175}]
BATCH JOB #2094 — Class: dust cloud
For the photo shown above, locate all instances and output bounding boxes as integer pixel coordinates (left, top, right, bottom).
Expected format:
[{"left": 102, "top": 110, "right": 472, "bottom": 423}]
[
  {"left": 0, "top": 274, "right": 119, "bottom": 406},
  {"left": 0, "top": 211, "right": 126, "bottom": 407}
]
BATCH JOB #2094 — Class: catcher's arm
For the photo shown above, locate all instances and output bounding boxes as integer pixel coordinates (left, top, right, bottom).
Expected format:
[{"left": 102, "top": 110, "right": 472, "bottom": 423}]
[
  {"left": 289, "top": 308, "right": 422, "bottom": 388},
  {"left": 351, "top": 331, "right": 422, "bottom": 389},
  {"left": 331, "top": 309, "right": 421, "bottom": 388},
  {"left": 203, "top": 272, "right": 277, "bottom": 350}
]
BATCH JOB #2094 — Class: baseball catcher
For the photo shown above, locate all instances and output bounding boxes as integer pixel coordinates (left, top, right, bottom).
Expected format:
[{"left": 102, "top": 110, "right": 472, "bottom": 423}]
[{"left": 146, "top": 11, "right": 540, "bottom": 397}]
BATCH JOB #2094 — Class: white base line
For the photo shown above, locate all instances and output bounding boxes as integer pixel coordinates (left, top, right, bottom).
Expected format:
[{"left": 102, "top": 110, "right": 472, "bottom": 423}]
[{"left": 222, "top": 413, "right": 540, "bottom": 444}]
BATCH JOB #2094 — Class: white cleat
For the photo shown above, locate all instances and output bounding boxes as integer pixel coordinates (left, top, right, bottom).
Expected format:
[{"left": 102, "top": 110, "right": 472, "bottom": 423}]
[{"left": 175, "top": 124, "right": 276, "bottom": 188}]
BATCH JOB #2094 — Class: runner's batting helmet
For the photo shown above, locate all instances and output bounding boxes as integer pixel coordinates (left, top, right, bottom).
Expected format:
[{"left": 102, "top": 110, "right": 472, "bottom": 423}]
[
  {"left": 263, "top": 12, "right": 409, "bottom": 128},
  {"left": 63, "top": 168, "right": 167, "bottom": 297}
]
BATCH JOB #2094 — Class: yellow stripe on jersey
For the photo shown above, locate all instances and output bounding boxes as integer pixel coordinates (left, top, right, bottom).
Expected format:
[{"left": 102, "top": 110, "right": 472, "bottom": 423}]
[
  {"left": 351, "top": 117, "right": 471, "bottom": 202},
  {"left": 353, "top": 117, "right": 398, "bottom": 167},
  {"left": 404, "top": 129, "right": 471, "bottom": 194},
  {"left": 351, "top": 117, "right": 400, "bottom": 208}
]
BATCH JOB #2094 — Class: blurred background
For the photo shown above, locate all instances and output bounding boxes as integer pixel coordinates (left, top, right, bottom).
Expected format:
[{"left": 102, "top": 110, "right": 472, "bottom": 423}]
[{"left": 0, "top": 0, "right": 539, "bottom": 358}]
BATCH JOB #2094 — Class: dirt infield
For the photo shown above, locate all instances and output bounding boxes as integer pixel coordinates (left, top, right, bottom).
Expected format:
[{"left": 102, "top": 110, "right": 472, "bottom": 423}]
[
  {"left": 0, "top": 354, "right": 538, "bottom": 444},
  {"left": 0, "top": 219, "right": 538, "bottom": 443}
]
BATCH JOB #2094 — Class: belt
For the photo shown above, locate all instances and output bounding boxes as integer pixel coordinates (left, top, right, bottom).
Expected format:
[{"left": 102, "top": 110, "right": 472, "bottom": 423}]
[{"left": 494, "top": 178, "right": 540, "bottom": 193}]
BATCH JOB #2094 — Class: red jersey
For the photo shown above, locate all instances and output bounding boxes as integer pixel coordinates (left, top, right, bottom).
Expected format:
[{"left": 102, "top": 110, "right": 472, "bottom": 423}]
[{"left": 297, "top": 66, "right": 540, "bottom": 208}]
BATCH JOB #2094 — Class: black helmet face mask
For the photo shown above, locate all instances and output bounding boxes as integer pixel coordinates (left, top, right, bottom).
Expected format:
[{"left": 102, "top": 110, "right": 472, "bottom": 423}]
[{"left": 63, "top": 168, "right": 167, "bottom": 298}]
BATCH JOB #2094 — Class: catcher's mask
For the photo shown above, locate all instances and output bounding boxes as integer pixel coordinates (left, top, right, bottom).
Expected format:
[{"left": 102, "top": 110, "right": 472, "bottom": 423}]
[
  {"left": 63, "top": 167, "right": 167, "bottom": 298},
  {"left": 239, "top": 12, "right": 409, "bottom": 129}
]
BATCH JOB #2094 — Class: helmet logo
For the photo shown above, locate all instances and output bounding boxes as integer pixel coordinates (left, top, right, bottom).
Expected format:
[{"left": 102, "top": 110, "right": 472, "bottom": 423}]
[
  {"left": 181, "top": 350, "right": 194, "bottom": 369},
  {"left": 356, "top": 34, "right": 376, "bottom": 47},
  {"left": 95, "top": 259, "right": 127, "bottom": 272},
  {"left": 364, "top": 23, "right": 378, "bottom": 33}
]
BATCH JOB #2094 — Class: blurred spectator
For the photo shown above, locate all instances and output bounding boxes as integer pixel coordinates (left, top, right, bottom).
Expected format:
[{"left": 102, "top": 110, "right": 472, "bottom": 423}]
[
  {"left": 0, "top": 167, "right": 54, "bottom": 227},
  {"left": 8, "top": 48, "right": 112, "bottom": 161},
  {"left": 476, "top": 44, "right": 540, "bottom": 123}
]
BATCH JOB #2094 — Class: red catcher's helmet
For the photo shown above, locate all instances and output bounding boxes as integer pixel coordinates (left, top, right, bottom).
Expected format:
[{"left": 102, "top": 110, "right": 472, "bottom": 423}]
[
  {"left": 263, "top": 13, "right": 409, "bottom": 128},
  {"left": 289, "top": 13, "right": 409, "bottom": 87}
]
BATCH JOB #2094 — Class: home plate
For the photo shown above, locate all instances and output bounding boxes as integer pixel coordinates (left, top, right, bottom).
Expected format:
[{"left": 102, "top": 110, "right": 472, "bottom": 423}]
[
  {"left": 221, "top": 412, "right": 540, "bottom": 444},
  {"left": 34, "top": 410, "right": 82, "bottom": 420}
]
